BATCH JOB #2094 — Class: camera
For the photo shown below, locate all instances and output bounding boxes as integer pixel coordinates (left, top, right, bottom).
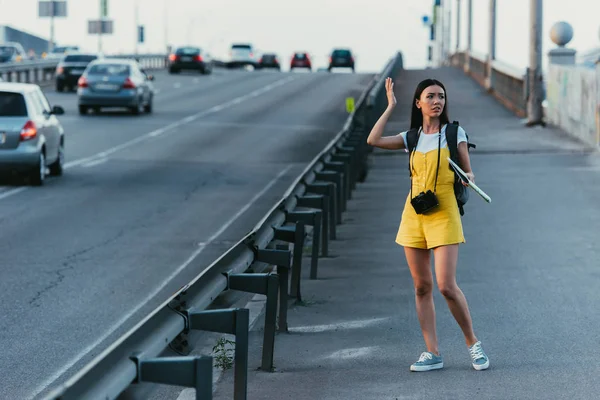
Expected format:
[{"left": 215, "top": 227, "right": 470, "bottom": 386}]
[{"left": 411, "top": 190, "right": 439, "bottom": 214}]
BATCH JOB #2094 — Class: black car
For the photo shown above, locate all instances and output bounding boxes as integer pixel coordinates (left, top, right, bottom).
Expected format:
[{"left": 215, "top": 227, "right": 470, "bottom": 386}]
[
  {"left": 258, "top": 53, "right": 280, "bottom": 70},
  {"left": 55, "top": 53, "right": 100, "bottom": 92},
  {"left": 169, "top": 47, "right": 213, "bottom": 74},
  {"left": 328, "top": 49, "right": 355, "bottom": 72}
]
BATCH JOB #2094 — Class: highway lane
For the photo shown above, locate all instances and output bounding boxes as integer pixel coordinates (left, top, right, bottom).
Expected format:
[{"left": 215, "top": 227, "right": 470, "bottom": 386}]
[{"left": 0, "top": 69, "right": 373, "bottom": 399}]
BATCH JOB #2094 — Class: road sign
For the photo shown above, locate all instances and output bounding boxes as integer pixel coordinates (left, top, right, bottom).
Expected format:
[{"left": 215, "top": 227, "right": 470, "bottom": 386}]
[
  {"left": 346, "top": 97, "right": 355, "bottom": 113},
  {"left": 138, "top": 25, "right": 144, "bottom": 43},
  {"left": 422, "top": 15, "right": 430, "bottom": 26},
  {"left": 100, "top": 0, "right": 108, "bottom": 18},
  {"left": 88, "top": 20, "right": 114, "bottom": 35},
  {"left": 38, "top": 1, "right": 67, "bottom": 17}
]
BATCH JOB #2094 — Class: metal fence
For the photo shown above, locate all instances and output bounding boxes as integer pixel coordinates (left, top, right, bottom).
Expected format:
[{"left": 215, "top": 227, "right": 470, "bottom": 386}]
[
  {"left": 42, "top": 51, "right": 405, "bottom": 400},
  {"left": 450, "top": 51, "right": 527, "bottom": 117},
  {"left": 0, "top": 54, "right": 169, "bottom": 85}
]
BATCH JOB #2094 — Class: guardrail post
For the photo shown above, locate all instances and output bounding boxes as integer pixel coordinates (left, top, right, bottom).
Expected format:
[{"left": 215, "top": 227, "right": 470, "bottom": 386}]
[
  {"left": 331, "top": 153, "right": 355, "bottom": 192},
  {"left": 186, "top": 308, "right": 249, "bottom": 400},
  {"left": 130, "top": 355, "right": 213, "bottom": 400},
  {"left": 257, "top": 247, "right": 292, "bottom": 333},
  {"left": 286, "top": 210, "right": 322, "bottom": 280},
  {"left": 324, "top": 160, "right": 351, "bottom": 202},
  {"left": 296, "top": 195, "right": 329, "bottom": 257},
  {"left": 305, "top": 182, "right": 337, "bottom": 240},
  {"left": 273, "top": 221, "right": 306, "bottom": 301},
  {"left": 314, "top": 171, "right": 344, "bottom": 223},
  {"left": 226, "top": 273, "right": 279, "bottom": 372}
]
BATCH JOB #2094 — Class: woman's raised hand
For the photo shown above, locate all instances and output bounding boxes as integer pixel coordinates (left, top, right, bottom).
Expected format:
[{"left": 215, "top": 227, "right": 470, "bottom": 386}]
[{"left": 386, "top": 77, "right": 397, "bottom": 109}]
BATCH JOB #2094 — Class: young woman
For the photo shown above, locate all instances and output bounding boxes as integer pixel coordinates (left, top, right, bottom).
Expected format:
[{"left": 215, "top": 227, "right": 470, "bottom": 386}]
[{"left": 366, "top": 77, "right": 489, "bottom": 372}]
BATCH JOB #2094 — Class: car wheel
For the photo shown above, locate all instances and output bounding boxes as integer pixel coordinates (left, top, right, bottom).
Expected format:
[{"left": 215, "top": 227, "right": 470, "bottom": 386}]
[
  {"left": 49, "top": 139, "right": 64, "bottom": 176},
  {"left": 78, "top": 105, "right": 88, "bottom": 115},
  {"left": 144, "top": 96, "right": 153, "bottom": 113},
  {"left": 29, "top": 151, "right": 45, "bottom": 186},
  {"left": 131, "top": 100, "right": 142, "bottom": 115}
]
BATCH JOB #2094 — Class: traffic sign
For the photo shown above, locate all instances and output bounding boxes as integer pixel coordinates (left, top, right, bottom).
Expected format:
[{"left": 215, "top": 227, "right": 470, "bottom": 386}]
[
  {"left": 88, "top": 20, "right": 113, "bottom": 35},
  {"left": 138, "top": 26, "right": 144, "bottom": 43},
  {"left": 38, "top": 1, "right": 67, "bottom": 17}
]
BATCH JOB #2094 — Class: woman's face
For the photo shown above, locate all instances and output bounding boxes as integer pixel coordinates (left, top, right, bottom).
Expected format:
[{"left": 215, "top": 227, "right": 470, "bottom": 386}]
[{"left": 416, "top": 84, "right": 445, "bottom": 119}]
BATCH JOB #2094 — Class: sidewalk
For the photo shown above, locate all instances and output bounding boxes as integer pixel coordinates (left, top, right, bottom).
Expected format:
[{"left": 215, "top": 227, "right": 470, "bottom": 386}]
[{"left": 211, "top": 67, "right": 600, "bottom": 400}]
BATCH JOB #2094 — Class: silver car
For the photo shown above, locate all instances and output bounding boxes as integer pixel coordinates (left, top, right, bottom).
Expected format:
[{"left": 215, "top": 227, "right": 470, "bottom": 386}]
[
  {"left": 0, "top": 83, "right": 65, "bottom": 185},
  {"left": 77, "top": 59, "right": 155, "bottom": 115}
]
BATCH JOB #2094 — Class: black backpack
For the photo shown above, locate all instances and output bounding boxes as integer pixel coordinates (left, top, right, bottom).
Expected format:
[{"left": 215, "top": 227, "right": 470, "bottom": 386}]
[{"left": 406, "top": 121, "right": 476, "bottom": 216}]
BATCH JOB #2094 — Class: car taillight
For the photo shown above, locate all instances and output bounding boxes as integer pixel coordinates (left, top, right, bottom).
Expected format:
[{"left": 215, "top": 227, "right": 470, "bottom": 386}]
[
  {"left": 78, "top": 76, "right": 88, "bottom": 88},
  {"left": 20, "top": 120, "right": 37, "bottom": 141},
  {"left": 123, "top": 77, "right": 136, "bottom": 89},
  {"left": 56, "top": 65, "right": 64, "bottom": 74},
  {"left": 194, "top": 55, "right": 203, "bottom": 62},
  {"left": 169, "top": 54, "right": 178, "bottom": 61}
]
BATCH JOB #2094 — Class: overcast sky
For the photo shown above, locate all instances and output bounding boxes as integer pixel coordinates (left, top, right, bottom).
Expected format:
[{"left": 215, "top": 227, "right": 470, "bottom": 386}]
[{"left": 0, "top": 0, "right": 597, "bottom": 72}]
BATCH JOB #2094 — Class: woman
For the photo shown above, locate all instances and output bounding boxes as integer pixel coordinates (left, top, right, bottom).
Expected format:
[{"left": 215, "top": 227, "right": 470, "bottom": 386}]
[{"left": 366, "top": 77, "right": 489, "bottom": 372}]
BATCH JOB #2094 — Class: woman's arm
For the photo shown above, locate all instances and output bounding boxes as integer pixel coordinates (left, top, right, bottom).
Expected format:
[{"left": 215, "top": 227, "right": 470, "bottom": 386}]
[
  {"left": 366, "top": 108, "right": 406, "bottom": 150},
  {"left": 457, "top": 142, "right": 475, "bottom": 183},
  {"left": 366, "top": 77, "right": 406, "bottom": 150}
]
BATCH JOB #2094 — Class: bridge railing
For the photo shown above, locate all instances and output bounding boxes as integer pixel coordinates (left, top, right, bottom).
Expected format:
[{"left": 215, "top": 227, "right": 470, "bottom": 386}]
[
  {"left": 0, "top": 54, "right": 169, "bottom": 85},
  {"left": 450, "top": 51, "right": 527, "bottom": 117},
  {"left": 450, "top": 50, "right": 600, "bottom": 148}
]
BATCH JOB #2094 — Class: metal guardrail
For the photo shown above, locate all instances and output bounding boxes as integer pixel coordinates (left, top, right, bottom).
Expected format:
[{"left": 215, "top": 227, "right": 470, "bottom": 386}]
[
  {"left": 0, "top": 54, "right": 169, "bottom": 85},
  {"left": 43, "top": 51, "right": 405, "bottom": 400}
]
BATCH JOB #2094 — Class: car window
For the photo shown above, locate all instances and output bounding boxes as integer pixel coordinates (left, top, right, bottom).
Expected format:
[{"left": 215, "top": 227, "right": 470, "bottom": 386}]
[
  {"left": 28, "top": 91, "right": 49, "bottom": 116},
  {"left": 0, "top": 92, "right": 28, "bottom": 116},
  {"left": 232, "top": 44, "right": 252, "bottom": 50},
  {"left": 176, "top": 47, "right": 200, "bottom": 55},
  {"left": 35, "top": 89, "right": 52, "bottom": 113},
  {"left": 332, "top": 50, "right": 351, "bottom": 57},
  {"left": 294, "top": 53, "right": 307, "bottom": 59},
  {"left": 0, "top": 46, "right": 16, "bottom": 56},
  {"left": 87, "top": 64, "right": 130, "bottom": 75},
  {"left": 64, "top": 55, "right": 97, "bottom": 62}
]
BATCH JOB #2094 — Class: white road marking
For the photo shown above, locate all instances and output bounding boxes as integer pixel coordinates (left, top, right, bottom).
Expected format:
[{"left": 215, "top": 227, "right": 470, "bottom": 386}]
[
  {"left": 81, "top": 158, "right": 108, "bottom": 168},
  {"left": 0, "top": 187, "right": 27, "bottom": 200},
  {"left": 0, "top": 76, "right": 296, "bottom": 202},
  {"left": 174, "top": 82, "right": 182, "bottom": 88},
  {"left": 29, "top": 165, "right": 294, "bottom": 399}
]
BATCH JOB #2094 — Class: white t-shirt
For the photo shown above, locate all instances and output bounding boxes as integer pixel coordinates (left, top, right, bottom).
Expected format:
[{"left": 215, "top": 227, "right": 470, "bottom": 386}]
[{"left": 400, "top": 124, "right": 468, "bottom": 153}]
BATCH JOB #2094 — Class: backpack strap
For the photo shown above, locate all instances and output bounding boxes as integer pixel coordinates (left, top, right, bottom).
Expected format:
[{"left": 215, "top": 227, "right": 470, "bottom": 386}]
[
  {"left": 406, "top": 128, "right": 419, "bottom": 175},
  {"left": 445, "top": 121, "right": 460, "bottom": 166}
]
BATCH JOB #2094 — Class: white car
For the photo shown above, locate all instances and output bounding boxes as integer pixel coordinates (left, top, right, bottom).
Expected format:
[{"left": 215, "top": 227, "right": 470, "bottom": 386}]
[
  {"left": 227, "top": 43, "right": 259, "bottom": 69},
  {"left": 0, "top": 83, "right": 66, "bottom": 185}
]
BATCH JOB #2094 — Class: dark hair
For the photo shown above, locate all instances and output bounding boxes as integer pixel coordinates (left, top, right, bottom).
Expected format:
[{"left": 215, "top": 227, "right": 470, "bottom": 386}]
[{"left": 410, "top": 78, "right": 450, "bottom": 129}]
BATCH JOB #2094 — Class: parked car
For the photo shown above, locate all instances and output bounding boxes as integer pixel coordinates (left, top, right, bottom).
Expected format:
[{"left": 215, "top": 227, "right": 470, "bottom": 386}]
[
  {"left": 328, "top": 48, "right": 355, "bottom": 72},
  {"left": 0, "top": 82, "right": 65, "bottom": 185},
  {"left": 55, "top": 53, "right": 100, "bottom": 92},
  {"left": 290, "top": 52, "right": 312, "bottom": 70},
  {"left": 258, "top": 53, "right": 280, "bottom": 70},
  {"left": 0, "top": 42, "right": 27, "bottom": 63},
  {"left": 227, "top": 43, "right": 258, "bottom": 69},
  {"left": 44, "top": 45, "right": 80, "bottom": 60},
  {"left": 168, "top": 46, "right": 213, "bottom": 74},
  {"left": 77, "top": 59, "right": 154, "bottom": 115}
]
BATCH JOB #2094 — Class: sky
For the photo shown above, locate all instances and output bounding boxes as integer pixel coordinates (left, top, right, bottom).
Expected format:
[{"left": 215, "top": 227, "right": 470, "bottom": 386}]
[{"left": 0, "top": 0, "right": 598, "bottom": 73}]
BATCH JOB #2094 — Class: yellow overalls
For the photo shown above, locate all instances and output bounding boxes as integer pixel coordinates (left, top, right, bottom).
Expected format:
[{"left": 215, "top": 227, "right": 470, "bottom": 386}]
[{"left": 395, "top": 141, "right": 465, "bottom": 249}]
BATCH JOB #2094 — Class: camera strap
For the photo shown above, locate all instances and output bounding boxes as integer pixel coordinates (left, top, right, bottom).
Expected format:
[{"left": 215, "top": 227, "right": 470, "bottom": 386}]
[{"left": 410, "top": 128, "right": 442, "bottom": 199}]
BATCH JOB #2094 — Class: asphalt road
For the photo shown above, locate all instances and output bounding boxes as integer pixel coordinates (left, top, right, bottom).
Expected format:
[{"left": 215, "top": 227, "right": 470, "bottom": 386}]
[{"left": 0, "top": 68, "right": 373, "bottom": 399}]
